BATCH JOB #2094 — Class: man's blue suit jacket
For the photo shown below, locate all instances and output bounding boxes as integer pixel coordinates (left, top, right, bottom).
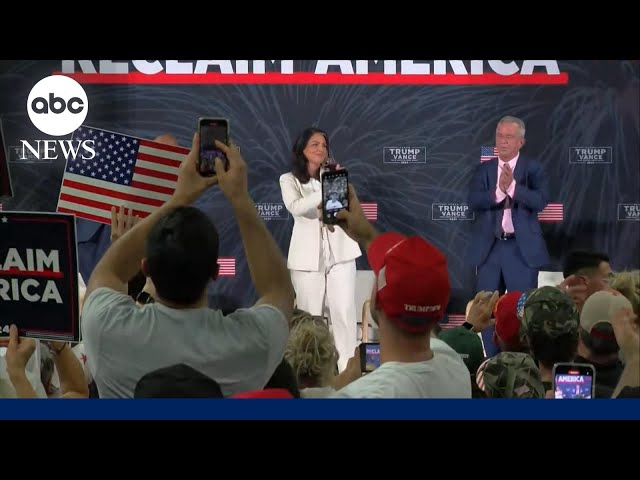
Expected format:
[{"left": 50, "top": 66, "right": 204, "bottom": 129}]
[{"left": 465, "top": 156, "right": 550, "bottom": 270}]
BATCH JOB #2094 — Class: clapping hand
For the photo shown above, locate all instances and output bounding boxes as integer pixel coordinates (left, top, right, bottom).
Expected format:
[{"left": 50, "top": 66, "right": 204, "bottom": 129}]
[{"left": 110, "top": 205, "right": 140, "bottom": 243}]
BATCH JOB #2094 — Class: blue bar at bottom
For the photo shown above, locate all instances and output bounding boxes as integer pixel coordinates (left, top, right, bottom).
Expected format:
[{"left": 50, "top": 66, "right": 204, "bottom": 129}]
[{"left": 1, "top": 398, "right": 639, "bottom": 420}]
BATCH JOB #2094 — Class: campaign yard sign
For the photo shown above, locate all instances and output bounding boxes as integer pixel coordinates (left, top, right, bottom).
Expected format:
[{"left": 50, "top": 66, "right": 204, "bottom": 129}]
[{"left": 0, "top": 212, "right": 80, "bottom": 342}]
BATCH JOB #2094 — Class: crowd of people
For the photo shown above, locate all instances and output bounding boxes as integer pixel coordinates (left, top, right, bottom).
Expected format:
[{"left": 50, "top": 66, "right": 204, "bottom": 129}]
[{"left": 0, "top": 119, "right": 638, "bottom": 400}]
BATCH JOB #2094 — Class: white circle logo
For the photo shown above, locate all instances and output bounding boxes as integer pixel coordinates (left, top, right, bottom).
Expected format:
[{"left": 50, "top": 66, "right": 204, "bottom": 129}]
[{"left": 27, "top": 75, "right": 88, "bottom": 137}]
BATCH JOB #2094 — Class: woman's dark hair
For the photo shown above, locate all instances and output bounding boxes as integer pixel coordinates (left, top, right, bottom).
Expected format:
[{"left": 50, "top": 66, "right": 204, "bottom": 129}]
[{"left": 291, "top": 127, "right": 329, "bottom": 184}]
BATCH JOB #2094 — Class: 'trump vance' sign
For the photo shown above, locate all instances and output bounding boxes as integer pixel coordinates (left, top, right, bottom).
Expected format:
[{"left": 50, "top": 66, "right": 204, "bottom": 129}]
[{"left": 0, "top": 212, "right": 80, "bottom": 341}]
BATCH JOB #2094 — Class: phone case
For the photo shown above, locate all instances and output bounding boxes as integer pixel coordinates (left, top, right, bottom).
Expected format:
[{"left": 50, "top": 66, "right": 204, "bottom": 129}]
[{"left": 321, "top": 170, "right": 348, "bottom": 224}]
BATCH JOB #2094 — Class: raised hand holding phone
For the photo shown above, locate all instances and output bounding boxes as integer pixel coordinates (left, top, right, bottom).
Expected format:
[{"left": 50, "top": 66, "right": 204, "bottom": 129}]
[
  {"left": 171, "top": 132, "right": 219, "bottom": 205},
  {"left": 211, "top": 139, "right": 247, "bottom": 203},
  {"left": 198, "top": 117, "right": 229, "bottom": 177},
  {"left": 321, "top": 168, "right": 349, "bottom": 224},
  {"left": 359, "top": 342, "right": 381, "bottom": 373}
]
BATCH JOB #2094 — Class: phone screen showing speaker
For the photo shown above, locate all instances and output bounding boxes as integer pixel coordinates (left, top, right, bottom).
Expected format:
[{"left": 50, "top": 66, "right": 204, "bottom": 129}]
[
  {"left": 198, "top": 118, "right": 229, "bottom": 176},
  {"left": 552, "top": 363, "right": 595, "bottom": 399},
  {"left": 321, "top": 170, "right": 348, "bottom": 224},
  {"left": 359, "top": 342, "right": 381, "bottom": 373}
]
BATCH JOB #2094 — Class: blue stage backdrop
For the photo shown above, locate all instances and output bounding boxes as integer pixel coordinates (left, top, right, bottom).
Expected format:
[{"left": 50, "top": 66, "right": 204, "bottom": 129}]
[{"left": 0, "top": 60, "right": 638, "bottom": 316}]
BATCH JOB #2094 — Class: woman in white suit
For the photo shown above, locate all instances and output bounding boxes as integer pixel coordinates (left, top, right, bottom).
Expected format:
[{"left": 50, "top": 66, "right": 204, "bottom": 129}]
[{"left": 279, "top": 127, "right": 362, "bottom": 372}]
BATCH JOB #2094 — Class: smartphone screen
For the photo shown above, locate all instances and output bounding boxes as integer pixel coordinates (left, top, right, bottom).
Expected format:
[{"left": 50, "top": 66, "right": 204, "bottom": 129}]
[
  {"left": 198, "top": 117, "right": 229, "bottom": 176},
  {"left": 359, "top": 342, "right": 381, "bottom": 373},
  {"left": 321, "top": 169, "right": 348, "bottom": 224},
  {"left": 552, "top": 363, "right": 595, "bottom": 399}
]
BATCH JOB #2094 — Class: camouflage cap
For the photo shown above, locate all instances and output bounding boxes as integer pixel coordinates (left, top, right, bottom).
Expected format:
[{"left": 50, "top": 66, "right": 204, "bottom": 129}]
[
  {"left": 520, "top": 286, "right": 579, "bottom": 342},
  {"left": 475, "top": 352, "right": 545, "bottom": 398}
]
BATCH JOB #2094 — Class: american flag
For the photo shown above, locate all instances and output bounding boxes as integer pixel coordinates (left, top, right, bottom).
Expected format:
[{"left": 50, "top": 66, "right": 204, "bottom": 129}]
[
  {"left": 56, "top": 126, "right": 189, "bottom": 225},
  {"left": 480, "top": 146, "right": 499, "bottom": 162},
  {"left": 538, "top": 203, "right": 564, "bottom": 222},
  {"left": 441, "top": 314, "right": 466, "bottom": 329},
  {"left": 475, "top": 357, "right": 492, "bottom": 391},
  {"left": 361, "top": 202, "right": 378, "bottom": 221},
  {"left": 218, "top": 257, "right": 236, "bottom": 276}
]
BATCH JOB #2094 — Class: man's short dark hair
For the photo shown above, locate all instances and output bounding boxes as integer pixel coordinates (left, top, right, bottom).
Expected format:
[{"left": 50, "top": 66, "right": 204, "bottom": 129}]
[
  {"left": 563, "top": 250, "right": 610, "bottom": 278},
  {"left": 134, "top": 364, "right": 223, "bottom": 398},
  {"left": 528, "top": 330, "right": 578, "bottom": 370},
  {"left": 146, "top": 206, "right": 219, "bottom": 305}
]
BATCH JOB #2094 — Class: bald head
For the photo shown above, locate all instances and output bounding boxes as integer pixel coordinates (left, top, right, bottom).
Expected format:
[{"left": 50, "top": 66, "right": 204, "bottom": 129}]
[{"left": 154, "top": 134, "right": 178, "bottom": 146}]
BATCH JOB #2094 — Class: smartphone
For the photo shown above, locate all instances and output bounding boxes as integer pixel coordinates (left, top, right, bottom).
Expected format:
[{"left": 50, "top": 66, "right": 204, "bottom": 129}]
[
  {"left": 198, "top": 117, "right": 229, "bottom": 176},
  {"left": 321, "top": 169, "right": 348, "bottom": 224},
  {"left": 359, "top": 342, "right": 381, "bottom": 373},
  {"left": 552, "top": 363, "right": 596, "bottom": 399}
]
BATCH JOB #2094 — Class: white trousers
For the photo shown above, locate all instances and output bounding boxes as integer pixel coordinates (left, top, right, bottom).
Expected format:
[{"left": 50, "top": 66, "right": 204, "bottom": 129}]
[{"left": 290, "top": 229, "right": 358, "bottom": 373}]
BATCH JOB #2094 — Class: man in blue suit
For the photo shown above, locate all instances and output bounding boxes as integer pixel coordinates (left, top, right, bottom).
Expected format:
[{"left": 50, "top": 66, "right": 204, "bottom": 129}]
[{"left": 466, "top": 116, "right": 550, "bottom": 356}]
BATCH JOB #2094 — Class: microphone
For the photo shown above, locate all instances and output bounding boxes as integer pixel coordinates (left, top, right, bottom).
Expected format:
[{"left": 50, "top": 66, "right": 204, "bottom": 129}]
[{"left": 320, "top": 155, "right": 337, "bottom": 179}]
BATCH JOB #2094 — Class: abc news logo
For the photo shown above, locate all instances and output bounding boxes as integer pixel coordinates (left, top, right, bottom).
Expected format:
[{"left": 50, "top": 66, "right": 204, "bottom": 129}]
[
  {"left": 31, "top": 93, "right": 85, "bottom": 115},
  {"left": 20, "top": 75, "right": 94, "bottom": 162}
]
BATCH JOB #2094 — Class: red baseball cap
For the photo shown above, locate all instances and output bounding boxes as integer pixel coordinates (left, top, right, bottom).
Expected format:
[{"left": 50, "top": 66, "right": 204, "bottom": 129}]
[
  {"left": 493, "top": 291, "right": 523, "bottom": 346},
  {"left": 367, "top": 232, "right": 450, "bottom": 333}
]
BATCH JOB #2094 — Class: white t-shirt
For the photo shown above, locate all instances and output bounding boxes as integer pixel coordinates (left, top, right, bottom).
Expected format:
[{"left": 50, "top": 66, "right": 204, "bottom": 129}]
[
  {"left": 81, "top": 288, "right": 289, "bottom": 398},
  {"left": 330, "top": 339, "right": 471, "bottom": 398}
]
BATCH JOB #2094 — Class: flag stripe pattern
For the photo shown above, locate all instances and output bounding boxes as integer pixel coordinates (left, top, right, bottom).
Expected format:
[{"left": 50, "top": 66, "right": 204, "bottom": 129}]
[
  {"left": 441, "top": 314, "right": 466, "bottom": 329},
  {"left": 480, "top": 146, "right": 499, "bottom": 162},
  {"left": 217, "top": 257, "right": 235, "bottom": 276},
  {"left": 538, "top": 203, "right": 564, "bottom": 222},
  {"left": 475, "top": 358, "right": 492, "bottom": 391},
  {"left": 361, "top": 202, "right": 378, "bottom": 221},
  {"left": 56, "top": 126, "right": 189, "bottom": 225}
]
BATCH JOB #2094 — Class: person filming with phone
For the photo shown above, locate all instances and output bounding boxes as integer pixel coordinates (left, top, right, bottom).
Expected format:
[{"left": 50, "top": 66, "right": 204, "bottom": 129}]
[
  {"left": 81, "top": 131, "right": 295, "bottom": 398},
  {"left": 279, "top": 127, "right": 361, "bottom": 373},
  {"left": 324, "top": 184, "right": 498, "bottom": 398}
]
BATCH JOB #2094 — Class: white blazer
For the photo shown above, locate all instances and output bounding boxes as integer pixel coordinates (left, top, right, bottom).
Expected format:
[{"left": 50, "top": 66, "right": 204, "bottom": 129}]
[{"left": 279, "top": 172, "right": 362, "bottom": 271}]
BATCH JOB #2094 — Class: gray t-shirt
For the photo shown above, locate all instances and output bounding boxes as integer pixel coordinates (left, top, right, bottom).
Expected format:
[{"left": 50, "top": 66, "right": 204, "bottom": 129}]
[{"left": 81, "top": 288, "right": 289, "bottom": 398}]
